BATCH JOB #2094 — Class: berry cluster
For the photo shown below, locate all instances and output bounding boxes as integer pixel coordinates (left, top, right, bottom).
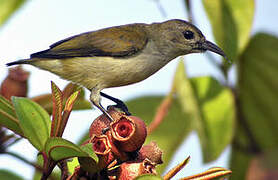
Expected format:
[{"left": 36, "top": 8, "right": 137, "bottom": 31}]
[{"left": 71, "top": 107, "right": 163, "bottom": 179}]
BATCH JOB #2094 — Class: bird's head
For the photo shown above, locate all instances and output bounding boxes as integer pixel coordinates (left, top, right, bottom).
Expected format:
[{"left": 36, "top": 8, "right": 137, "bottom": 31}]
[{"left": 148, "top": 19, "right": 229, "bottom": 61}]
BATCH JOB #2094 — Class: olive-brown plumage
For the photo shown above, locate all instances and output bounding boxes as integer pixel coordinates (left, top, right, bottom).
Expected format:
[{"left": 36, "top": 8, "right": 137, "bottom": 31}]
[{"left": 7, "top": 19, "right": 228, "bottom": 120}]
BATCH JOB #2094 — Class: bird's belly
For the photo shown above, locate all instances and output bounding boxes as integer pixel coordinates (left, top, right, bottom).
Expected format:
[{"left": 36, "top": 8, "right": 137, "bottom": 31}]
[
  {"left": 32, "top": 55, "right": 168, "bottom": 90},
  {"left": 74, "top": 56, "right": 166, "bottom": 89}
]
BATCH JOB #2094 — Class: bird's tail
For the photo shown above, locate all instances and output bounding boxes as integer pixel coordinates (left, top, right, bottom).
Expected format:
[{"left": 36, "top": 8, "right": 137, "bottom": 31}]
[{"left": 6, "top": 59, "right": 30, "bottom": 66}]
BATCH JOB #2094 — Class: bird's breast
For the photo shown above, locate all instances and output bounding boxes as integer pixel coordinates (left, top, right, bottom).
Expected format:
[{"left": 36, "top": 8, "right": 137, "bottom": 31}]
[
  {"left": 31, "top": 49, "right": 171, "bottom": 90},
  {"left": 73, "top": 53, "right": 169, "bottom": 89}
]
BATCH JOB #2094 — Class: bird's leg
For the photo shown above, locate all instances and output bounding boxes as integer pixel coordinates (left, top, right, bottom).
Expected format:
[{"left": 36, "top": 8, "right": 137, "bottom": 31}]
[
  {"left": 100, "top": 92, "right": 131, "bottom": 115},
  {"left": 90, "top": 90, "right": 113, "bottom": 134},
  {"left": 90, "top": 89, "right": 114, "bottom": 122}
]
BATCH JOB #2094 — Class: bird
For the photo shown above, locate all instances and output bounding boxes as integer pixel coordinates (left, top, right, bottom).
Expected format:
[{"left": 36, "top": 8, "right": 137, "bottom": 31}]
[{"left": 7, "top": 19, "right": 229, "bottom": 121}]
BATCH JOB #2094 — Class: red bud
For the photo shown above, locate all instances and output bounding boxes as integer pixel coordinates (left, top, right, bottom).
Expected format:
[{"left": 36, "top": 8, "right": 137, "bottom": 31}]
[
  {"left": 138, "top": 141, "right": 163, "bottom": 165},
  {"left": 90, "top": 135, "right": 115, "bottom": 169},
  {"left": 111, "top": 115, "right": 147, "bottom": 152},
  {"left": 89, "top": 114, "right": 111, "bottom": 137},
  {"left": 117, "top": 159, "right": 157, "bottom": 180},
  {"left": 1, "top": 66, "right": 29, "bottom": 99}
]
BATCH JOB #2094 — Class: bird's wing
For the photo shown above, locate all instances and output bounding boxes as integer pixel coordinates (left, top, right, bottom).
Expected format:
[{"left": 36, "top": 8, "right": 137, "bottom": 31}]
[{"left": 31, "top": 24, "right": 148, "bottom": 59}]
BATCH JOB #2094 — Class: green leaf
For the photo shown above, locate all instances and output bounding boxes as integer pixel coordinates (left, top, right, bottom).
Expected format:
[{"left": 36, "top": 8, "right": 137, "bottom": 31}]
[
  {"left": 230, "top": 33, "right": 278, "bottom": 179},
  {"left": 50, "top": 82, "right": 63, "bottom": 137},
  {"left": 238, "top": 33, "right": 278, "bottom": 149},
  {"left": 190, "top": 76, "right": 235, "bottom": 162},
  {"left": 67, "top": 157, "right": 79, "bottom": 174},
  {"left": 45, "top": 137, "right": 93, "bottom": 161},
  {"left": 202, "top": 0, "right": 255, "bottom": 62},
  {"left": 126, "top": 96, "right": 192, "bottom": 173},
  {"left": 135, "top": 174, "right": 162, "bottom": 180},
  {"left": 32, "top": 154, "right": 43, "bottom": 180},
  {"left": 80, "top": 142, "right": 97, "bottom": 160},
  {"left": 0, "top": 95, "right": 15, "bottom": 116},
  {"left": 229, "top": 115, "right": 255, "bottom": 180},
  {"left": 73, "top": 98, "right": 92, "bottom": 110},
  {"left": 0, "top": 95, "right": 23, "bottom": 136},
  {"left": 0, "top": 169, "right": 24, "bottom": 180},
  {"left": 31, "top": 94, "right": 53, "bottom": 114},
  {"left": 229, "top": 146, "right": 253, "bottom": 180},
  {"left": 0, "top": 0, "right": 25, "bottom": 26},
  {"left": 76, "top": 135, "right": 100, "bottom": 173},
  {"left": 174, "top": 61, "right": 235, "bottom": 162},
  {"left": 12, "top": 97, "right": 50, "bottom": 151},
  {"left": 78, "top": 157, "right": 99, "bottom": 174}
]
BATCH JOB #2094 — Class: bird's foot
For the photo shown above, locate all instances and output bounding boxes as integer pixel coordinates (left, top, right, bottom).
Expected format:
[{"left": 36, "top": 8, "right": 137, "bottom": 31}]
[
  {"left": 102, "top": 127, "right": 110, "bottom": 134},
  {"left": 100, "top": 92, "right": 131, "bottom": 116},
  {"left": 107, "top": 104, "right": 131, "bottom": 116}
]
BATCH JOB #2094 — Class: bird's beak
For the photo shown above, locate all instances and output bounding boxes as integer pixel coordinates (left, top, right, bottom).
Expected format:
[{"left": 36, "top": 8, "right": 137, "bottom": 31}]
[{"left": 202, "top": 40, "right": 230, "bottom": 63}]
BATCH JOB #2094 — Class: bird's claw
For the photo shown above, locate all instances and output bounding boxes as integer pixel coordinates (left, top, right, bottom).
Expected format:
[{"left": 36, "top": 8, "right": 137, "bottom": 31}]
[
  {"left": 107, "top": 104, "right": 131, "bottom": 116},
  {"left": 102, "top": 127, "right": 110, "bottom": 134}
]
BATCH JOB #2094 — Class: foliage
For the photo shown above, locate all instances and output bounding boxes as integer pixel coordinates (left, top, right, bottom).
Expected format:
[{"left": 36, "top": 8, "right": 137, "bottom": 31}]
[
  {"left": 0, "top": 0, "right": 25, "bottom": 26},
  {"left": 1, "top": 0, "right": 278, "bottom": 179}
]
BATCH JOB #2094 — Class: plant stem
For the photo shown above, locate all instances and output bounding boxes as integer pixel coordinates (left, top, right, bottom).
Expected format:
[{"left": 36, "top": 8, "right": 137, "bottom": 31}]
[
  {"left": 185, "top": 0, "right": 193, "bottom": 23},
  {"left": 58, "top": 160, "right": 69, "bottom": 180},
  {"left": 148, "top": 94, "right": 173, "bottom": 134},
  {"left": 41, "top": 160, "right": 56, "bottom": 180}
]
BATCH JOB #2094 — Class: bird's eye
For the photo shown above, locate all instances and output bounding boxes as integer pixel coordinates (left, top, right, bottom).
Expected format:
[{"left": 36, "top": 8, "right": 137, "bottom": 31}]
[{"left": 183, "top": 30, "right": 194, "bottom": 40}]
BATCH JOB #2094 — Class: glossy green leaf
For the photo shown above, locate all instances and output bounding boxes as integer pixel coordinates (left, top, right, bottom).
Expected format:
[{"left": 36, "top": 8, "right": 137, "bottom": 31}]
[
  {"left": 31, "top": 94, "right": 53, "bottom": 114},
  {"left": 12, "top": 97, "right": 50, "bottom": 151},
  {"left": 135, "top": 174, "right": 162, "bottom": 180},
  {"left": 230, "top": 33, "right": 278, "bottom": 179},
  {"left": 0, "top": 0, "right": 25, "bottom": 26},
  {"left": 67, "top": 157, "right": 79, "bottom": 174},
  {"left": 190, "top": 76, "right": 235, "bottom": 162},
  {"left": 50, "top": 82, "right": 63, "bottom": 137},
  {"left": 73, "top": 98, "right": 92, "bottom": 110},
  {"left": 76, "top": 135, "right": 98, "bottom": 173},
  {"left": 0, "top": 169, "right": 24, "bottom": 180},
  {"left": 202, "top": 0, "right": 255, "bottom": 62},
  {"left": 173, "top": 60, "right": 204, "bottom": 148},
  {"left": 126, "top": 96, "right": 192, "bottom": 173},
  {"left": 45, "top": 137, "right": 92, "bottom": 161},
  {"left": 80, "top": 142, "right": 97, "bottom": 160},
  {"left": 0, "top": 95, "right": 23, "bottom": 136},
  {"left": 174, "top": 61, "right": 235, "bottom": 162},
  {"left": 238, "top": 33, "right": 278, "bottom": 149}
]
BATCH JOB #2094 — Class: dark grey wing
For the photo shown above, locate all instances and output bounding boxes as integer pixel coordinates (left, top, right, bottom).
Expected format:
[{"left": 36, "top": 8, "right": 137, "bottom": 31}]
[{"left": 31, "top": 24, "right": 148, "bottom": 59}]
